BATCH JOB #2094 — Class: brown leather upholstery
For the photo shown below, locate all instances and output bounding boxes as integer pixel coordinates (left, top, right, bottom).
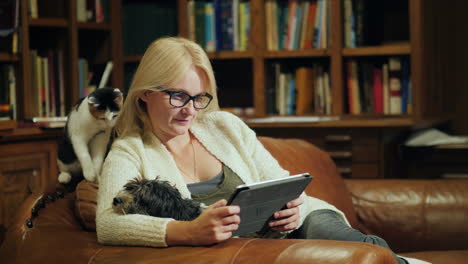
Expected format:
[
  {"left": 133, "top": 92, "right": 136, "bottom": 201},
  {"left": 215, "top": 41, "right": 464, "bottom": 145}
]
[
  {"left": 1, "top": 137, "right": 467, "bottom": 264},
  {"left": 345, "top": 179, "right": 468, "bottom": 253}
]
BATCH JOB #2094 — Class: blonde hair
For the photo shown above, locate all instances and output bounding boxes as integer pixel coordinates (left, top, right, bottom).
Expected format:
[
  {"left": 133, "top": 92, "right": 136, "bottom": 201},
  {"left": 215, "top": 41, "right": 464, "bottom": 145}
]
[{"left": 115, "top": 37, "right": 219, "bottom": 138}]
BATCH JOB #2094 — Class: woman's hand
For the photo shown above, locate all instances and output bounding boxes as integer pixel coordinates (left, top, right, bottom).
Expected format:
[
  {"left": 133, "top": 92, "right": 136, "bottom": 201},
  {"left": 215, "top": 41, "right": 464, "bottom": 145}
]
[
  {"left": 166, "top": 199, "right": 240, "bottom": 246},
  {"left": 268, "top": 196, "right": 304, "bottom": 232}
]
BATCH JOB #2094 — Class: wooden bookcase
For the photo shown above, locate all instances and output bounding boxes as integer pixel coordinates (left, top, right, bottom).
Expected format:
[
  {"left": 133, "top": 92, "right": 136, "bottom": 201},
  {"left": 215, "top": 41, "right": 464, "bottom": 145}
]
[
  {"left": 169, "top": 0, "right": 456, "bottom": 123},
  {"left": 0, "top": 0, "right": 121, "bottom": 123},
  {"left": 0, "top": 0, "right": 463, "bottom": 178}
]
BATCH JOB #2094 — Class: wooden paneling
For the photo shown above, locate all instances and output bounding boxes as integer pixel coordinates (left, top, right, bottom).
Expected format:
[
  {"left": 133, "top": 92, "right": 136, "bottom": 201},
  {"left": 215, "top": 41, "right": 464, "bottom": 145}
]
[{"left": 0, "top": 141, "right": 57, "bottom": 232}]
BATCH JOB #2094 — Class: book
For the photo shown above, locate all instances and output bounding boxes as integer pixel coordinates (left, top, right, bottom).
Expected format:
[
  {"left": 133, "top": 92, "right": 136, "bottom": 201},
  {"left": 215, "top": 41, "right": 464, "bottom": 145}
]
[
  {"left": 401, "top": 58, "right": 410, "bottom": 114},
  {"left": 285, "top": 0, "right": 297, "bottom": 50},
  {"left": 194, "top": 0, "right": 206, "bottom": 49},
  {"left": 346, "top": 60, "right": 361, "bottom": 114},
  {"left": 205, "top": 2, "right": 215, "bottom": 52},
  {"left": 264, "top": 0, "right": 273, "bottom": 50},
  {"left": 372, "top": 68, "right": 383, "bottom": 114},
  {"left": 187, "top": 0, "right": 195, "bottom": 41},
  {"left": 295, "top": 67, "right": 315, "bottom": 115},
  {"left": 382, "top": 63, "right": 389, "bottom": 114},
  {"left": 303, "top": 0, "right": 317, "bottom": 49},
  {"left": 32, "top": 116, "right": 67, "bottom": 128},
  {"left": 388, "top": 57, "right": 402, "bottom": 114},
  {"left": 343, "top": 0, "right": 352, "bottom": 48},
  {"left": 246, "top": 115, "right": 339, "bottom": 124}
]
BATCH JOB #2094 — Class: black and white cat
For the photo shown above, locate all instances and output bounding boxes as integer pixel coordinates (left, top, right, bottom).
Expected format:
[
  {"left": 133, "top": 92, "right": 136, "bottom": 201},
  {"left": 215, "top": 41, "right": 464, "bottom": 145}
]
[{"left": 57, "top": 87, "right": 123, "bottom": 184}]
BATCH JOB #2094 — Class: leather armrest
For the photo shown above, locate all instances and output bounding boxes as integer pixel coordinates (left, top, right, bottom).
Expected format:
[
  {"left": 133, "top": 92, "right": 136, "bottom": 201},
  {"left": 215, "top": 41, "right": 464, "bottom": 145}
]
[{"left": 345, "top": 179, "right": 468, "bottom": 253}]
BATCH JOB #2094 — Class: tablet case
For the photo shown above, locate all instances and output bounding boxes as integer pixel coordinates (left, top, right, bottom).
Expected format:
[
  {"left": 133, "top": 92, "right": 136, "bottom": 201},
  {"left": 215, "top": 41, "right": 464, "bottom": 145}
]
[{"left": 227, "top": 173, "right": 312, "bottom": 236}]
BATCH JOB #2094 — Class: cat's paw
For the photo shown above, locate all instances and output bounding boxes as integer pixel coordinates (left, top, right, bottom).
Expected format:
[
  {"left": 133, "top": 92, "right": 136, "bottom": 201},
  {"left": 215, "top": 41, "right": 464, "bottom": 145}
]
[
  {"left": 58, "top": 172, "right": 72, "bottom": 184},
  {"left": 82, "top": 167, "right": 97, "bottom": 183}
]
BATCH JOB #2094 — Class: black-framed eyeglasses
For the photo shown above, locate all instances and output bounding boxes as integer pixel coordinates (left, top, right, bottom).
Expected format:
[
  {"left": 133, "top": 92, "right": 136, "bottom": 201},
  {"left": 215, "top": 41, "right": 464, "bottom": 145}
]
[{"left": 161, "top": 90, "right": 213, "bottom": 109}]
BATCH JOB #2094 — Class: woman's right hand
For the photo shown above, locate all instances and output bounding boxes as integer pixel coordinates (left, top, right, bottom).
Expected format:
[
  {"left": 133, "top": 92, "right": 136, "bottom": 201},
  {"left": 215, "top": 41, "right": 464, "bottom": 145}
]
[{"left": 166, "top": 199, "right": 240, "bottom": 246}]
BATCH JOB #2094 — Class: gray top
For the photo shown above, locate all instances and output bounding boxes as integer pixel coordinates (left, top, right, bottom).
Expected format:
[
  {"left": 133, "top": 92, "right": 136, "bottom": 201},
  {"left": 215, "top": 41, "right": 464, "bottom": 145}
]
[{"left": 187, "top": 170, "right": 225, "bottom": 195}]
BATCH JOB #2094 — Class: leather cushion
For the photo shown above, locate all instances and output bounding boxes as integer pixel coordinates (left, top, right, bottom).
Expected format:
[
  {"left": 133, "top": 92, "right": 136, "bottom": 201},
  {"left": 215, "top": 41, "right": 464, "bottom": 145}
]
[{"left": 75, "top": 180, "right": 98, "bottom": 231}]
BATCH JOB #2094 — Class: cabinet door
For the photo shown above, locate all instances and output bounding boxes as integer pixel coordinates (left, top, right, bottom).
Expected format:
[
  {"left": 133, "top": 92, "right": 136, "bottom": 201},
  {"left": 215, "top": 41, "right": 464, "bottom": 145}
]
[{"left": 0, "top": 141, "right": 57, "bottom": 230}]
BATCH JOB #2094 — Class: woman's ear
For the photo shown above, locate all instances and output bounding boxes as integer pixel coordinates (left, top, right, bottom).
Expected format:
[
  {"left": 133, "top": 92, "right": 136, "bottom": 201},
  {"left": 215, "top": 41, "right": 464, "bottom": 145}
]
[{"left": 139, "top": 90, "right": 153, "bottom": 103}]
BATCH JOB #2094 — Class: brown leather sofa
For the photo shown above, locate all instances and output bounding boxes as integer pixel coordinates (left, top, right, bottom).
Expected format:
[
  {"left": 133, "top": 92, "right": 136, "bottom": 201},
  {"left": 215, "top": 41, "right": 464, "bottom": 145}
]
[{"left": 1, "top": 137, "right": 467, "bottom": 264}]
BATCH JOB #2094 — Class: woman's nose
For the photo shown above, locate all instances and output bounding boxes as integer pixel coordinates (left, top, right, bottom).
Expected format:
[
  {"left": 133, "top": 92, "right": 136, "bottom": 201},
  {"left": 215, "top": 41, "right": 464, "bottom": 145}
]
[{"left": 181, "top": 99, "right": 197, "bottom": 113}]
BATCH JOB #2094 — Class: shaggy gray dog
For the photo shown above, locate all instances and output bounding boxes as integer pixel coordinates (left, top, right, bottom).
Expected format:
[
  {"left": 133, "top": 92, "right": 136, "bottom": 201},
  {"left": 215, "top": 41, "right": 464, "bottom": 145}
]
[{"left": 112, "top": 177, "right": 203, "bottom": 220}]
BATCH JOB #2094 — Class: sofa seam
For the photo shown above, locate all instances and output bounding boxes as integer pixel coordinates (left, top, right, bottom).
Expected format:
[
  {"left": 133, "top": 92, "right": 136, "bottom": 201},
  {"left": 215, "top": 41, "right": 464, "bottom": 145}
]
[
  {"left": 88, "top": 247, "right": 105, "bottom": 264},
  {"left": 230, "top": 238, "right": 259, "bottom": 264}
]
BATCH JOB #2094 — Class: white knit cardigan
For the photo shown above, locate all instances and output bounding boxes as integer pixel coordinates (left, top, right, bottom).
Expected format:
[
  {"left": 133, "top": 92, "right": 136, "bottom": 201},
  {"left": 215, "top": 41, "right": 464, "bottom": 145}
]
[{"left": 96, "top": 111, "right": 349, "bottom": 247}]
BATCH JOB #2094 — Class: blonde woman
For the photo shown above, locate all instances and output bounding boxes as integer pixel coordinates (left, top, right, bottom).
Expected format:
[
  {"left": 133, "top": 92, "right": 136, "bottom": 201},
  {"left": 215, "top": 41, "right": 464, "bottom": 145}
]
[{"left": 96, "top": 37, "right": 420, "bottom": 264}]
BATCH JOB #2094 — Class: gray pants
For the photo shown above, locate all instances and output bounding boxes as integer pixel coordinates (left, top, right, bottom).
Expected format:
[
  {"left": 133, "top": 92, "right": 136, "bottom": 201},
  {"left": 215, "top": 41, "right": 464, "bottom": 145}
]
[{"left": 287, "top": 209, "right": 407, "bottom": 264}]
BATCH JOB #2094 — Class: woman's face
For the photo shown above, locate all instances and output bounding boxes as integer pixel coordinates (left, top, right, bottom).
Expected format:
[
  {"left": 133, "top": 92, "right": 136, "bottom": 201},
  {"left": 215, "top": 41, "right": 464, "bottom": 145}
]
[{"left": 140, "top": 66, "right": 208, "bottom": 141}]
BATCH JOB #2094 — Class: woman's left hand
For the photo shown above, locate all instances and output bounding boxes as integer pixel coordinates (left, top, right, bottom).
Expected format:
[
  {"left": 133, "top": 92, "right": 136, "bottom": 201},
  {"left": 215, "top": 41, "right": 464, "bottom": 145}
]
[{"left": 268, "top": 196, "right": 304, "bottom": 232}]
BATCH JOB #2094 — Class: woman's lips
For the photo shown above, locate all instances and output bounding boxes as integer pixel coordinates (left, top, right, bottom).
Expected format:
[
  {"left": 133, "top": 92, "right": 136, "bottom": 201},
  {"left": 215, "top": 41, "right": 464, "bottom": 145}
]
[{"left": 175, "top": 119, "right": 189, "bottom": 124}]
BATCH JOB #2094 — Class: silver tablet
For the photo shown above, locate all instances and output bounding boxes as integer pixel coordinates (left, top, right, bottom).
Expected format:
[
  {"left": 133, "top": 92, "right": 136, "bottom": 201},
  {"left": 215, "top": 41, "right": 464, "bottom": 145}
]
[{"left": 227, "top": 173, "right": 312, "bottom": 236}]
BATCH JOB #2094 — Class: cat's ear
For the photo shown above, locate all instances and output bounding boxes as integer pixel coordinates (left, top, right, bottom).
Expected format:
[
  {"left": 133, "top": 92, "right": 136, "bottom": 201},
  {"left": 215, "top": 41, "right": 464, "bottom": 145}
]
[
  {"left": 88, "top": 96, "right": 100, "bottom": 108},
  {"left": 113, "top": 88, "right": 124, "bottom": 105}
]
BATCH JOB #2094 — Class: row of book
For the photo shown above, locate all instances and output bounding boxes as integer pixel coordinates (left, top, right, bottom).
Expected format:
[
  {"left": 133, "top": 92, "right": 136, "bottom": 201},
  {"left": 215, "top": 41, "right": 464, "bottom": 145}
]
[
  {"left": 267, "top": 64, "right": 331, "bottom": 116},
  {"left": 187, "top": 0, "right": 251, "bottom": 52},
  {"left": 122, "top": 1, "right": 177, "bottom": 56},
  {"left": 265, "top": 0, "right": 329, "bottom": 51},
  {"left": 28, "top": 0, "right": 109, "bottom": 22},
  {"left": 78, "top": 59, "right": 113, "bottom": 98},
  {"left": 346, "top": 57, "right": 411, "bottom": 115},
  {"left": 343, "top": 0, "right": 408, "bottom": 48},
  {"left": 76, "top": 0, "right": 110, "bottom": 23},
  {"left": 0, "top": 0, "right": 19, "bottom": 54},
  {"left": 0, "top": 64, "right": 16, "bottom": 121},
  {"left": 29, "top": 49, "right": 66, "bottom": 118}
]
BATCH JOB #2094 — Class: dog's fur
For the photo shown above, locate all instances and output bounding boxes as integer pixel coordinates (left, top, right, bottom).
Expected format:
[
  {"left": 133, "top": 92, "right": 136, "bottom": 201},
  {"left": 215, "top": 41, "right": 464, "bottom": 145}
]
[{"left": 112, "top": 177, "right": 203, "bottom": 221}]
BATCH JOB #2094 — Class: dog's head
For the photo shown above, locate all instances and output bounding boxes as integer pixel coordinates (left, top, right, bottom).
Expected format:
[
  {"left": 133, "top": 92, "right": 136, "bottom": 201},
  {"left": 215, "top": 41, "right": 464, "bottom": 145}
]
[
  {"left": 112, "top": 177, "right": 153, "bottom": 215},
  {"left": 112, "top": 177, "right": 202, "bottom": 220}
]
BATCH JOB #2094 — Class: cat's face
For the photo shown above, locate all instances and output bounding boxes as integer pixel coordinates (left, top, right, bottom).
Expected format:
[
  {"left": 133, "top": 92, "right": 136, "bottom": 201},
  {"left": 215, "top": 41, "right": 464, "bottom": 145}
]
[{"left": 88, "top": 88, "right": 123, "bottom": 128}]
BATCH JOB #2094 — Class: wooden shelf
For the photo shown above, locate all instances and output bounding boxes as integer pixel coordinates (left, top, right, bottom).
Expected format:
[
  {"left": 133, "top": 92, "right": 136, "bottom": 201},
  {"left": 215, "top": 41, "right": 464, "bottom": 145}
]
[
  {"left": 206, "top": 51, "right": 253, "bottom": 59},
  {"left": 0, "top": 127, "right": 62, "bottom": 143},
  {"left": 28, "top": 18, "right": 68, "bottom": 28},
  {"left": 342, "top": 43, "right": 411, "bottom": 56},
  {"left": 246, "top": 116, "right": 448, "bottom": 128},
  {"left": 77, "top": 22, "right": 112, "bottom": 30},
  {"left": 0, "top": 53, "right": 19, "bottom": 62},
  {"left": 264, "top": 49, "right": 329, "bottom": 58},
  {"left": 0, "top": 120, "right": 17, "bottom": 131}
]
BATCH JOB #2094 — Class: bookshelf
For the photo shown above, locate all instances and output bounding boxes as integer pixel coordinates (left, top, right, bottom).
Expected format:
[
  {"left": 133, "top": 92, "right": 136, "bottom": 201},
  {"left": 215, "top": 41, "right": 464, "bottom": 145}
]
[
  {"left": 162, "top": 0, "right": 455, "bottom": 124},
  {"left": 0, "top": 0, "right": 463, "bottom": 178},
  {"left": 145, "top": 0, "right": 455, "bottom": 178},
  {"left": 0, "top": 0, "right": 459, "bottom": 127},
  {"left": 0, "top": 0, "right": 119, "bottom": 126}
]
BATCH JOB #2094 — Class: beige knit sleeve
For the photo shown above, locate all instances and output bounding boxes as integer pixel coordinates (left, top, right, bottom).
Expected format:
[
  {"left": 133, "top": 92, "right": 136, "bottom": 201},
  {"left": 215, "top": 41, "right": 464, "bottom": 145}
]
[{"left": 96, "top": 140, "right": 174, "bottom": 247}]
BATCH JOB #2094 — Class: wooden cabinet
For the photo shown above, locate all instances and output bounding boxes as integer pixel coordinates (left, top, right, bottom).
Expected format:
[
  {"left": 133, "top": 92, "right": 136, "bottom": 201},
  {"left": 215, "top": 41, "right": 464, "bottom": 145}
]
[
  {"left": 0, "top": 140, "right": 58, "bottom": 235},
  {"left": 251, "top": 120, "right": 408, "bottom": 179}
]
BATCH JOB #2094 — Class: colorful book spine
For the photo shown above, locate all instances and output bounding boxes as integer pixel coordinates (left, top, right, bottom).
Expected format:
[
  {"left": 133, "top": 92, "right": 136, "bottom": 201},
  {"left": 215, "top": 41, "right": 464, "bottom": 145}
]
[
  {"left": 205, "top": 2, "right": 215, "bottom": 52},
  {"left": 372, "top": 68, "right": 383, "bottom": 114},
  {"left": 388, "top": 57, "right": 402, "bottom": 114}
]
